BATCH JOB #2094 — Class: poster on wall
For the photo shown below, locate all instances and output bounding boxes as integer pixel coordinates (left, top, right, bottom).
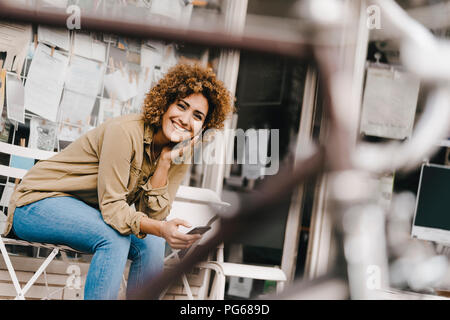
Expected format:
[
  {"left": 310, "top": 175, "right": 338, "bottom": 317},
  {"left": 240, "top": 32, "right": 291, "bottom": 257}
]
[
  {"left": 5, "top": 73, "right": 25, "bottom": 124},
  {"left": 360, "top": 67, "right": 421, "bottom": 140},
  {"left": 98, "top": 98, "right": 122, "bottom": 125},
  {"left": 24, "top": 43, "right": 68, "bottom": 122},
  {"left": 0, "top": 23, "right": 32, "bottom": 75},
  {"left": 28, "top": 117, "right": 58, "bottom": 151}
]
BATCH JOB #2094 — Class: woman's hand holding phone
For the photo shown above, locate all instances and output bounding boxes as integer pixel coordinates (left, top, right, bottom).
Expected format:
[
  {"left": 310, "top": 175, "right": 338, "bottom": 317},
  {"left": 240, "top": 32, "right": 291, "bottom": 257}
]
[{"left": 160, "top": 218, "right": 202, "bottom": 249}]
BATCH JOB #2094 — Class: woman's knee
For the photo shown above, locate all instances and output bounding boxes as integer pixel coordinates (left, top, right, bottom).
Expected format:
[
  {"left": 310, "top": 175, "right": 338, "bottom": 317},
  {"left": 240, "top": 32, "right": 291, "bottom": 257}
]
[
  {"left": 95, "top": 230, "right": 132, "bottom": 256},
  {"left": 129, "top": 234, "right": 165, "bottom": 262}
]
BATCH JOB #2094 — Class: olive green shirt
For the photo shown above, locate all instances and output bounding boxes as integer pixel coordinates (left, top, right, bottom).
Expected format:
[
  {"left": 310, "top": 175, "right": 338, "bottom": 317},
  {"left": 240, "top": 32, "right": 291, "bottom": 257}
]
[{"left": 3, "top": 114, "right": 189, "bottom": 239}]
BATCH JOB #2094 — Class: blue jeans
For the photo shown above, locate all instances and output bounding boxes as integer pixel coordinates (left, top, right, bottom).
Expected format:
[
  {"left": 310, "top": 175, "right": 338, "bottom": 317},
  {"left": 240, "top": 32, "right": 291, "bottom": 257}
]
[{"left": 12, "top": 196, "right": 165, "bottom": 300}]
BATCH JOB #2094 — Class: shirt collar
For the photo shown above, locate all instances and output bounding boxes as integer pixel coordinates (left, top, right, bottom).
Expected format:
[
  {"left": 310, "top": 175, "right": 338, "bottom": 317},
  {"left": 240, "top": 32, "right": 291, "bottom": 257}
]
[{"left": 143, "top": 122, "right": 155, "bottom": 145}]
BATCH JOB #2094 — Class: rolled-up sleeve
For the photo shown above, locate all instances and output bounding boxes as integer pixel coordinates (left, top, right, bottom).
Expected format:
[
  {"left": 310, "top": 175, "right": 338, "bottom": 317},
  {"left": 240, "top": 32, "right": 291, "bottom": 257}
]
[
  {"left": 135, "top": 164, "right": 189, "bottom": 221},
  {"left": 97, "top": 122, "right": 147, "bottom": 238},
  {"left": 139, "top": 181, "right": 170, "bottom": 212}
]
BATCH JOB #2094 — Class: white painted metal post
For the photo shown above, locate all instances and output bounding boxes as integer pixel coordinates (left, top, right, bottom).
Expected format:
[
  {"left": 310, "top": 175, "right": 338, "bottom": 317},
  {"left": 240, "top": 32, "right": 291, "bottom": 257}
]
[
  {"left": 0, "top": 237, "right": 24, "bottom": 299},
  {"left": 201, "top": 0, "right": 248, "bottom": 195},
  {"left": 280, "top": 66, "right": 318, "bottom": 287},
  {"left": 20, "top": 248, "right": 60, "bottom": 298}
]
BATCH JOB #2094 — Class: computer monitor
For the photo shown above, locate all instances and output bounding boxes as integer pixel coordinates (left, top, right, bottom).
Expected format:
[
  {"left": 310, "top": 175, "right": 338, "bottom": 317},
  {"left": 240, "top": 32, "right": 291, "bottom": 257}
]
[{"left": 411, "top": 163, "right": 450, "bottom": 246}]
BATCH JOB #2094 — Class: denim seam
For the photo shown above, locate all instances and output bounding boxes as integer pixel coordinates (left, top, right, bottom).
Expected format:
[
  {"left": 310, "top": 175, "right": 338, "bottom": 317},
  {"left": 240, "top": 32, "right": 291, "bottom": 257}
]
[{"left": 129, "top": 241, "right": 142, "bottom": 288}]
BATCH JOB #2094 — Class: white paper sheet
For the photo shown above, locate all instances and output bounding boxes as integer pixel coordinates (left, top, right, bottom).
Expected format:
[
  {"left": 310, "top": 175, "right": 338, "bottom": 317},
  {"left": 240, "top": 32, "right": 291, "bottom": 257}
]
[
  {"left": 59, "top": 90, "right": 96, "bottom": 127},
  {"left": 131, "top": 67, "right": 153, "bottom": 113},
  {"left": 0, "top": 182, "right": 14, "bottom": 207},
  {"left": 0, "top": 107, "right": 9, "bottom": 143},
  {"left": 0, "top": 210, "right": 7, "bottom": 234},
  {"left": 360, "top": 67, "right": 421, "bottom": 140},
  {"left": 65, "top": 55, "right": 104, "bottom": 97},
  {"left": 180, "top": 2, "right": 194, "bottom": 28},
  {"left": 98, "top": 98, "right": 122, "bottom": 125},
  {"left": 140, "top": 44, "right": 163, "bottom": 70},
  {"left": 73, "top": 32, "right": 106, "bottom": 62},
  {"left": 150, "top": 0, "right": 183, "bottom": 21},
  {"left": 161, "top": 44, "right": 179, "bottom": 72},
  {"left": 37, "top": 25, "right": 70, "bottom": 51},
  {"left": 24, "top": 43, "right": 68, "bottom": 122},
  {"left": 5, "top": 73, "right": 25, "bottom": 124},
  {"left": 104, "top": 70, "right": 138, "bottom": 102},
  {"left": 0, "top": 23, "right": 32, "bottom": 74},
  {"left": 58, "top": 123, "right": 84, "bottom": 142},
  {"left": 73, "top": 33, "right": 93, "bottom": 60},
  {"left": 29, "top": 117, "right": 58, "bottom": 151},
  {"left": 0, "top": 182, "right": 15, "bottom": 207},
  {"left": 92, "top": 40, "right": 107, "bottom": 62},
  {"left": 42, "top": 0, "right": 68, "bottom": 8}
]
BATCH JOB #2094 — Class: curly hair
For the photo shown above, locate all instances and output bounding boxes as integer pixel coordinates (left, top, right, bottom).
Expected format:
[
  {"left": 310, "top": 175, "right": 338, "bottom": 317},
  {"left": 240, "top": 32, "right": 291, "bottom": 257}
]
[{"left": 143, "top": 64, "right": 234, "bottom": 131}]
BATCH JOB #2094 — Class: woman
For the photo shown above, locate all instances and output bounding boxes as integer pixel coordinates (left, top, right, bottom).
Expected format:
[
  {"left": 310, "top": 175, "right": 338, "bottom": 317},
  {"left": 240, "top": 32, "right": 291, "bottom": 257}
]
[{"left": 3, "top": 63, "right": 233, "bottom": 299}]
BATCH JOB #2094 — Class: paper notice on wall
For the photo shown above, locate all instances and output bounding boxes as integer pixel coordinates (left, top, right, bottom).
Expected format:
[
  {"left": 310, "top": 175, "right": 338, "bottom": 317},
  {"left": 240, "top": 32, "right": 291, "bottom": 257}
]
[
  {"left": 24, "top": 43, "right": 68, "bottom": 122},
  {"left": 73, "top": 33, "right": 93, "bottom": 59},
  {"left": 149, "top": 0, "right": 183, "bottom": 21},
  {"left": 0, "top": 22, "right": 32, "bottom": 74},
  {"left": 0, "top": 182, "right": 15, "bottom": 207},
  {"left": 104, "top": 70, "right": 138, "bottom": 102},
  {"left": 161, "top": 44, "right": 178, "bottom": 72},
  {"left": 0, "top": 210, "right": 7, "bottom": 234},
  {"left": 140, "top": 44, "right": 163, "bottom": 70},
  {"left": 92, "top": 40, "right": 107, "bottom": 62},
  {"left": 42, "top": 0, "right": 68, "bottom": 8},
  {"left": 29, "top": 117, "right": 58, "bottom": 151},
  {"left": 131, "top": 67, "right": 153, "bottom": 113},
  {"left": 360, "top": 67, "right": 421, "bottom": 140},
  {"left": 180, "top": 1, "right": 194, "bottom": 28},
  {"left": 73, "top": 32, "right": 106, "bottom": 62},
  {"left": 59, "top": 89, "right": 96, "bottom": 127},
  {"left": 0, "top": 107, "right": 10, "bottom": 143},
  {"left": 37, "top": 25, "right": 70, "bottom": 51},
  {"left": 5, "top": 73, "right": 25, "bottom": 124},
  {"left": 65, "top": 55, "right": 104, "bottom": 97},
  {"left": 98, "top": 98, "right": 122, "bottom": 125},
  {"left": 58, "top": 123, "right": 84, "bottom": 142}
]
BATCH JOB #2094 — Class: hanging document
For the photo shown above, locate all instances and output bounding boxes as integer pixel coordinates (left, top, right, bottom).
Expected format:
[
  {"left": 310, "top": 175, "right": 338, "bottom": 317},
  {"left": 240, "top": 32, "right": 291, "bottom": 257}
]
[
  {"left": 73, "top": 33, "right": 107, "bottom": 63},
  {"left": 24, "top": 43, "right": 68, "bottom": 122},
  {"left": 104, "top": 70, "right": 138, "bottom": 102},
  {"left": 98, "top": 98, "right": 123, "bottom": 125},
  {"left": 149, "top": 0, "right": 183, "bottom": 21},
  {"left": 140, "top": 43, "right": 163, "bottom": 71},
  {"left": 65, "top": 55, "right": 104, "bottom": 97},
  {"left": 59, "top": 90, "right": 96, "bottom": 128},
  {"left": 29, "top": 117, "right": 58, "bottom": 151},
  {"left": 0, "top": 23, "right": 32, "bottom": 75},
  {"left": 360, "top": 67, "right": 420, "bottom": 140},
  {"left": 132, "top": 66, "right": 154, "bottom": 113},
  {"left": 5, "top": 73, "right": 25, "bottom": 124},
  {"left": 37, "top": 25, "right": 70, "bottom": 51}
]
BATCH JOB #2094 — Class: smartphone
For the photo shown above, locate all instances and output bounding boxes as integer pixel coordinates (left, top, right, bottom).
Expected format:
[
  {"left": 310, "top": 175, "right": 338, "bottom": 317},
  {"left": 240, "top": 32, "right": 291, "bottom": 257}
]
[{"left": 187, "top": 226, "right": 211, "bottom": 235}]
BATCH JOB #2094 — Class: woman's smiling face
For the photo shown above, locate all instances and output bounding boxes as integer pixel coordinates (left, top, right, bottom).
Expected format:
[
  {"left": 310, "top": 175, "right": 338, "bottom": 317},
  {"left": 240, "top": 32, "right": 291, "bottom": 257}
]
[{"left": 161, "top": 93, "right": 209, "bottom": 143}]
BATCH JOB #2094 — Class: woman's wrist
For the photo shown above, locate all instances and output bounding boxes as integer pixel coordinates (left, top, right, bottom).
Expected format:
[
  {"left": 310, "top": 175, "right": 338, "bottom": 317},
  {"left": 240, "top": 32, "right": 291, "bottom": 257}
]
[
  {"left": 140, "top": 217, "right": 166, "bottom": 238},
  {"left": 158, "top": 220, "right": 166, "bottom": 238}
]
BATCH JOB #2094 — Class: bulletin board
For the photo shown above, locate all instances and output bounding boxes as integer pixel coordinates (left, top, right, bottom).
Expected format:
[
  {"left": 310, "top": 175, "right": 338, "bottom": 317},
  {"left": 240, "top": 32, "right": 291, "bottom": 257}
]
[
  {"left": 0, "top": 0, "right": 222, "bottom": 221},
  {"left": 0, "top": 0, "right": 215, "bottom": 153}
]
